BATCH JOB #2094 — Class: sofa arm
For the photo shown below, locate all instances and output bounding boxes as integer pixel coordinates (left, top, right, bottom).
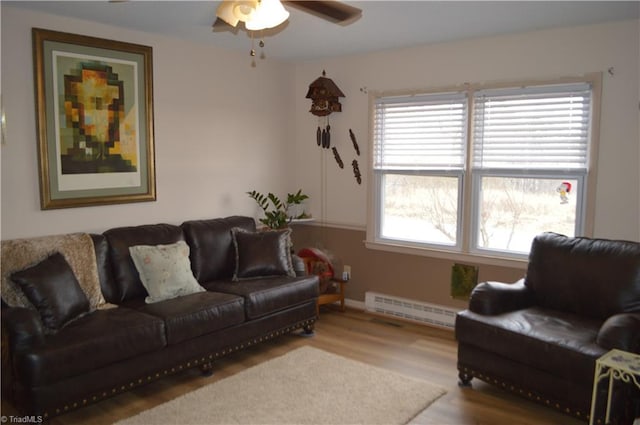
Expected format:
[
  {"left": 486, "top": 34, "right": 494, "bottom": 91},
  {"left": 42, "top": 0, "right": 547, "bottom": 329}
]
[
  {"left": 1, "top": 306, "right": 44, "bottom": 399},
  {"left": 1, "top": 306, "right": 45, "bottom": 353},
  {"left": 596, "top": 313, "right": 640, "bottom": 353},
  {"left": 468, "top": 278, "right": 533, "bottom": 315}
]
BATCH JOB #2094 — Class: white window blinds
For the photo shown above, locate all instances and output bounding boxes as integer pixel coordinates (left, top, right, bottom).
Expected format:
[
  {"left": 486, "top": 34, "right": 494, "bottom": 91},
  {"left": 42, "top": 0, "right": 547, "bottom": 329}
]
[
  {"left": 473, "top": 83, "right": 592, "bottom": 170},
  {"left": 373, "top": 92, "right": 468, "bottom": 171}
]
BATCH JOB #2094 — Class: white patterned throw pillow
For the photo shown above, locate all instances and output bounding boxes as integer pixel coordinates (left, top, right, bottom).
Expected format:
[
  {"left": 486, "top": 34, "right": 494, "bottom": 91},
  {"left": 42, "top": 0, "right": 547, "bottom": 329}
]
[{"left": 129, "top": 241, "right": 205, "bottom": 304}]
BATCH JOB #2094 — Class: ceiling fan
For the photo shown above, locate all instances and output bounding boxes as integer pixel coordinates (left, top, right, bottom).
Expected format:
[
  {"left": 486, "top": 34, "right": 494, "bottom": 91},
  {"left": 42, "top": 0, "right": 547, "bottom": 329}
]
[{"left": 212, "top": 0, "right": 363, "bottom": 31}]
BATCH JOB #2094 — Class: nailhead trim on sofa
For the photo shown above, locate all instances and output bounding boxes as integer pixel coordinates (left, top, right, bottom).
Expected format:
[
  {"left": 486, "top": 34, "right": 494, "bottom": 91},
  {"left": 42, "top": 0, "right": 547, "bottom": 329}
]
[{"left": 45, "top": 318, "right": 316, "bottom": 418}]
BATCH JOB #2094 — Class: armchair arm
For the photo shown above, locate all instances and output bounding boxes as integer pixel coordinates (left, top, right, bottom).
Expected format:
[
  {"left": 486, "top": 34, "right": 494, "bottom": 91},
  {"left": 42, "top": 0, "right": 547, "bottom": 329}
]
[
  {"left": 468, "top": 278, "right": 534, "bottom": 315},
  {"left": 1, "top": 306, "right": 45, "bottom": 353},
  {"left": 596, "top": 312, "right": 640, "bottom": 353}
]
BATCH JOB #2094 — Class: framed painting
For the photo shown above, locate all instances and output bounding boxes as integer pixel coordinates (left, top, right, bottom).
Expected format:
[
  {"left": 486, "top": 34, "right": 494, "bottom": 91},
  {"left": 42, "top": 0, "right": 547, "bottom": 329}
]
[{"left": 33, "top": 28, "right": 155, "bottom": 209}]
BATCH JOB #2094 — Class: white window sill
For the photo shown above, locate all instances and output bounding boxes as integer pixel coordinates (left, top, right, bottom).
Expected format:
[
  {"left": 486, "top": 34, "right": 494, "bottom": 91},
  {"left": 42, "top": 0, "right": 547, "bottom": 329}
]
[{"left": 364, "top": 240, "right": 529, "bottom": 270}]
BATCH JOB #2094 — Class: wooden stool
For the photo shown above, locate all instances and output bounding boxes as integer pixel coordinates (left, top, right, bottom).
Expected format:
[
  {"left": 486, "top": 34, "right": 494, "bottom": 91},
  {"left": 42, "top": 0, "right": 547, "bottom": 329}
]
[
  {"left": 300, "top": 256, "right": 347, "bottom": 315},
  {"left": 316, "top": 278, "right": 347, "bottom": 315}
]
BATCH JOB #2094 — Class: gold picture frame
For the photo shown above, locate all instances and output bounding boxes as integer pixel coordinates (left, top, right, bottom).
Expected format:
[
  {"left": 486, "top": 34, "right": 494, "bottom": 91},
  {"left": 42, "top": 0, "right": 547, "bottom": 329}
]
[{"left": 33, "top": 28, "right": 155, "bottom": 209}]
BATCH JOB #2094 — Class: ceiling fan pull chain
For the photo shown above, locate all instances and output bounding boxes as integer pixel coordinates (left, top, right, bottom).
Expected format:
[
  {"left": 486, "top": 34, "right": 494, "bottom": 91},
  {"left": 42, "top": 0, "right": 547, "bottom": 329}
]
[
  {"left": 249, "top": 32, "right": 258, "bottom": 67},
  {"left": 259, "top": 30, "right": 266, "bottom": 59}
]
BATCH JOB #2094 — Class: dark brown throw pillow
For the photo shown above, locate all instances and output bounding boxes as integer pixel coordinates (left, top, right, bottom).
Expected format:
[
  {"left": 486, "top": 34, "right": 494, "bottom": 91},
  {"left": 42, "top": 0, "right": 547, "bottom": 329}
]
[
  {"left": 231, "top": 227, "right": 295, "bottom": 281},
  {"left": 11, "top": 252, "right": 90, "bottom": 332}
]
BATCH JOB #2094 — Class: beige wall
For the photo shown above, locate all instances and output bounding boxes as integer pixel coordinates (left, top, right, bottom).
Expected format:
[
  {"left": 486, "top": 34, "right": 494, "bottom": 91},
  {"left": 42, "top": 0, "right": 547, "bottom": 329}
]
[
  {"left": 291, "top": 224, "right": 525, "bottom": 311},
  {"left": 1, "top": 6, "right": 296, "bottom": 239}
]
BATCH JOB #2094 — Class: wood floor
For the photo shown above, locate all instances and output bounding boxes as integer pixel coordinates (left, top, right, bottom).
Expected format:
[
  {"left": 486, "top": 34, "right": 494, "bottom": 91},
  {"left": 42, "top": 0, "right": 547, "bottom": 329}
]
[{"left": 2, "top": 308, "right": 585, "bottom": 425}]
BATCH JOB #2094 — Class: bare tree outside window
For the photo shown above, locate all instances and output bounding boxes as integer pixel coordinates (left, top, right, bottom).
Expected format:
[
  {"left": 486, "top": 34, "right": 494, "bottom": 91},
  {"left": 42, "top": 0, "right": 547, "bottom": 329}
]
[
  {"left": 382, "top": 174, "right": 458, "bottom": 245},
  {"left": 477, "top": 177, "right": 578, "bottom": 253}
]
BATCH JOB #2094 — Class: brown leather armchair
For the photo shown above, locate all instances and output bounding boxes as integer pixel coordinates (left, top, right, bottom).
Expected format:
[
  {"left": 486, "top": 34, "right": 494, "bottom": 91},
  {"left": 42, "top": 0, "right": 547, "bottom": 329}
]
[{"left": 456, "top": 232, "right": 640, "bottom": 424}]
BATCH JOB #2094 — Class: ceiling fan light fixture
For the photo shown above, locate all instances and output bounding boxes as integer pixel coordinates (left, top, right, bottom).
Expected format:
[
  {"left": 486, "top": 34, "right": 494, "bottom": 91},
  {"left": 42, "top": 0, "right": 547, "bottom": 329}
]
[
  {"left": 216, "top": 1, "right": 239, "bottom": 27},
  {"left": 245, "top": 0, "right": 290, "bottom": 31},
  {"left": 233, "top": 1, "right": 258, "bottom": 21},
  {"left": 216, "top": 0, "right": 257, "bottom": 27}
]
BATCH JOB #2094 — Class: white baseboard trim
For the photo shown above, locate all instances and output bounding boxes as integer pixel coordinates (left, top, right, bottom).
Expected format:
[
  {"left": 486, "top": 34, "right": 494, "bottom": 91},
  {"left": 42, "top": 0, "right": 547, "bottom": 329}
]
[{"left": 340, "top": 296, "right": 457, "bottom": 332}]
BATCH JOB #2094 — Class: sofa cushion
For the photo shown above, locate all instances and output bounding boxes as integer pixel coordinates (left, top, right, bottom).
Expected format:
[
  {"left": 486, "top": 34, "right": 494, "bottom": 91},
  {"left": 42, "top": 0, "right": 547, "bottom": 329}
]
[
  {"left": 181, "top": 216, "right": 255, "bottom": 282},
  {"left": 456, "top": 306, "right": 607, "bottom": 386},
  {"left": 136, "top": 291, "right": 245, "bottom": 345},
  {"left": 231, "top": 228, "right": 295, "bottom": 281},
  {"left": 104, "top": 223, "right": 185, "bottom": 303},
  {"left": 11, "top": 252, "right": 90, "bottom": 332},
  {"left": 204, "top": 275, "right": 318, "bottom": 320},
  {"left": 16, "top": 307, "right": 166, "bottom": 387},
  {"left": 129, "top": 241, "right": 205, "bottom": 304},
  {"left": 525, "top": 233, "right": 640, "bottom": 320},
  {"left": 91, "top": 233, "right": 120, "bottom": 304}
]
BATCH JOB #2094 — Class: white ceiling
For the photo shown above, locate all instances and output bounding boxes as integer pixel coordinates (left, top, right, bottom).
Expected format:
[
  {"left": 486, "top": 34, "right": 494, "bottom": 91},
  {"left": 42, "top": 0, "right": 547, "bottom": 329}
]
[{"left": 7, "top": 1, "right": 640, "bottom": 61}]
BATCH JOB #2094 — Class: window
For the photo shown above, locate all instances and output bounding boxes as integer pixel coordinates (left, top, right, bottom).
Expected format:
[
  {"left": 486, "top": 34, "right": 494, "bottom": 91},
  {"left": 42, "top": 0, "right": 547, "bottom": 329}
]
[
  {"left": 374, "top": 93, "right": 467, "bottom": 249},
  {"left": 369, "top": 77, "right": 599, "bottom": 261}
]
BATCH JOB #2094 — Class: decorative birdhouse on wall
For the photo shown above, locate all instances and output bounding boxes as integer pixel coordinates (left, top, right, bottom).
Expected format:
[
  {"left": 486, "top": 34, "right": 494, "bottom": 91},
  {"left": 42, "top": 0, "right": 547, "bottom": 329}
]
[{"left": 306, "top": 70, "right": 345, "bottom": 117}]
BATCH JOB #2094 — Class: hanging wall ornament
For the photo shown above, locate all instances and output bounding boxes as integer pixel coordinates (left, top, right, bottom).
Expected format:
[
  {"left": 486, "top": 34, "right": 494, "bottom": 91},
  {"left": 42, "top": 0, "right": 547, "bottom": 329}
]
[
  {"left": 306, "top": 70, "right": 345, "bottom": 116},
  {"left": 349, "top": 128, "right": 360, "bottom": 156},
  {"left": 306, "top": 70, "right": 344, "bottom": 149},
  {"left": 352, "top": 160, "right": 362, "bottom": 185},
  {"left": 332, "top": 147, "right": 344, "bottom": 169},
  {"left": 321, "top": 126, "right": 327, "bottom": 148},
  {"left": 325, "top": 122, "right": 331, "bottom": 149},
  {"left": 318, "top": 116, "right": 330, "bottom": 148}
]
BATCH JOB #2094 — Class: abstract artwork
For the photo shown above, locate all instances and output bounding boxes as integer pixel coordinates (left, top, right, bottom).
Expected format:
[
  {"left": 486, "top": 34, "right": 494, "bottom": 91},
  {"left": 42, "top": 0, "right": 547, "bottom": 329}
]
[
  {"left": 450, "top": 263, "right": 479, "bottom": 300},
  {"left": 33, "top": 28, "right": 155, "bottom": 209}
]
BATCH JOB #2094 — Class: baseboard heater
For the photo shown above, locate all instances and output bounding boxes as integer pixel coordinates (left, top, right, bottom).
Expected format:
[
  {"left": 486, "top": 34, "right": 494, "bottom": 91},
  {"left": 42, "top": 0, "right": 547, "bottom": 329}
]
[{"left": 364, "top": 291, "right": 459, "bottom": 330}]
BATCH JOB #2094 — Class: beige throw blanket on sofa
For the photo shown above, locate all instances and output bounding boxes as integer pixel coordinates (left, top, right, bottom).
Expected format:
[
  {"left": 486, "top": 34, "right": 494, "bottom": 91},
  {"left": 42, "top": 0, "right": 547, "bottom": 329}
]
[{"left": 1, "top": 233, "right": 106, "bottom": 311}]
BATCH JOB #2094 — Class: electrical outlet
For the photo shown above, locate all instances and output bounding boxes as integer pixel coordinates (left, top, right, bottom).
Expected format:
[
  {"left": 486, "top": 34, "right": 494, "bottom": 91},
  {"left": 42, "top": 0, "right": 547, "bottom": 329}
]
[{"left": 342, "top": 265, "right": 351, "bottom": 281}]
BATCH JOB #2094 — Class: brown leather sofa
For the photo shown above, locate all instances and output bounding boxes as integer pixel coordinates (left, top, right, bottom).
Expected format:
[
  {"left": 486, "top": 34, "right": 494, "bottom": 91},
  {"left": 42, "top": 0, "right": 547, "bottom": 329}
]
[
  {"left": 1, "top": 216, "right": 319, "bottom": 419},
  {"left": 456, "top": 232, "right": 640, "bottom": 424}
]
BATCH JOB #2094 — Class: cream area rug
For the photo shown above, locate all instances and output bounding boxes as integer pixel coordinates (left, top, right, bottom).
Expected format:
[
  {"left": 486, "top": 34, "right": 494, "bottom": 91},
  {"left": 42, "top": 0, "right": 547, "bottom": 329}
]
[{"left": 116, "top": 346, "right": 446, "bottom": 425}]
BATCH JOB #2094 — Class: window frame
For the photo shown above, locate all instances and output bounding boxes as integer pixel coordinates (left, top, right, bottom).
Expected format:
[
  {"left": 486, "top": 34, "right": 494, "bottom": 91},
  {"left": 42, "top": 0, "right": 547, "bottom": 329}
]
[
  {"left": 469, "top": 170, "right": 587, "bottom": 258},
  {"left": 375, "top": 169, "right": 465, "bottom": 252},
  {"left": 366, "top": 74, "right": 602, "bottom": 267}
]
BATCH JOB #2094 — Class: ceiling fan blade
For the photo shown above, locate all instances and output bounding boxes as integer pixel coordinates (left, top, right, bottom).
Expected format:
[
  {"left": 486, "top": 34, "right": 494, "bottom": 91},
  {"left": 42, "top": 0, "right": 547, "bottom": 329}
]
[{"left": 283, "top": 1, "right": 362, "bottom": 24}]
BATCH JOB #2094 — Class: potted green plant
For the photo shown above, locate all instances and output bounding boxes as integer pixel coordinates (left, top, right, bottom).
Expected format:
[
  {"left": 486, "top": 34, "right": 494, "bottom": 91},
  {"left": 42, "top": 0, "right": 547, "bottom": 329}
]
[
  {"left": 286, "top": 189, "right": 310, "bottom": 220},
  {"left": 247, "top": 189, "right": 310, "bottom": 229}
]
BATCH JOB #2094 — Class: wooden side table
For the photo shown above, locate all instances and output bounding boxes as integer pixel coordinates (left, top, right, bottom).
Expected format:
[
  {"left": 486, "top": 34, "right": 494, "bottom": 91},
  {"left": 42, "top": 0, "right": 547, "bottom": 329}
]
[
  {"left": 316, "top": 278, "right": 347, "bottom": 315},
  {"left": 299, "top": 254, "right": 347, "bottom": 315},
  {"left": 589, "top": 349, "right": 640, "bottom": 425}
]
